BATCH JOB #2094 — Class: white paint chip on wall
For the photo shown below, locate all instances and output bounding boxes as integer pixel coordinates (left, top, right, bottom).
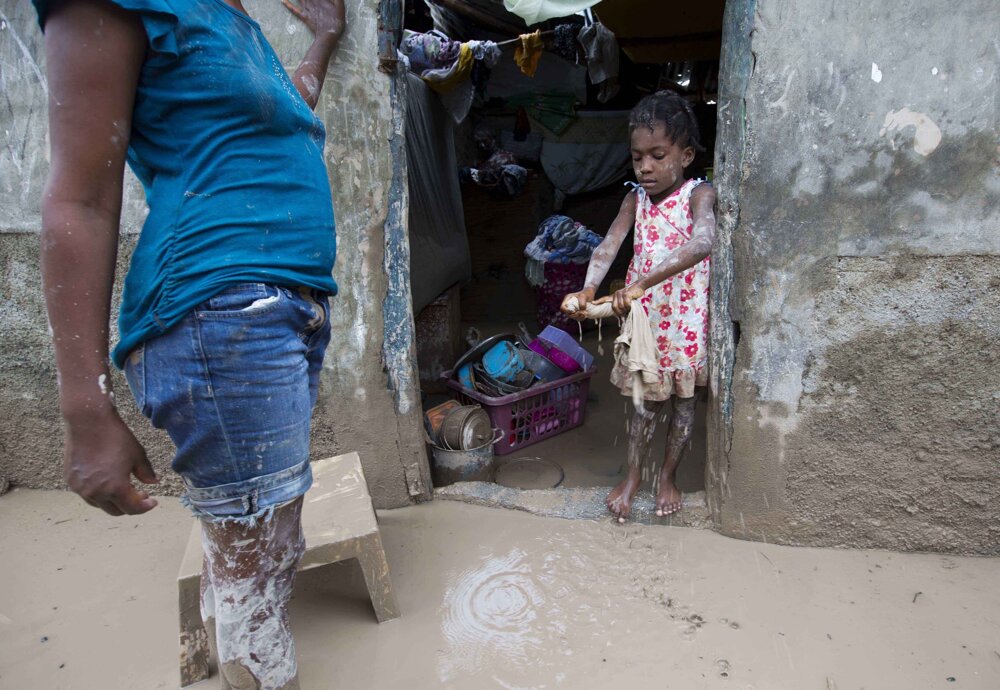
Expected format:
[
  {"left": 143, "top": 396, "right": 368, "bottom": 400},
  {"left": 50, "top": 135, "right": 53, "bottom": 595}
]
[{"left": 880, "top": 108, "right": 943, "bottom": 156}]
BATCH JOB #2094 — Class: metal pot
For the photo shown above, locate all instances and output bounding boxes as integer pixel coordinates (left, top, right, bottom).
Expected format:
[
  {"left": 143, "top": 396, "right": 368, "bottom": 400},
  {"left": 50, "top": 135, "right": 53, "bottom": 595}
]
[
  {"left": 430, "top": 432, "right": 500, "bottom": 487},
  {"left": 439, "top": 405, "right": 493, "bottom": 450}
]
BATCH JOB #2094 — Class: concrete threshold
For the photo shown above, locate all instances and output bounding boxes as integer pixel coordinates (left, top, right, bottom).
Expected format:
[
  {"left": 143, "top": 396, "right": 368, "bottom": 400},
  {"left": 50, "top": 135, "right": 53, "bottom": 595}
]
[{"left": 434, "top": 481, "right": 712, "bottom": 529}]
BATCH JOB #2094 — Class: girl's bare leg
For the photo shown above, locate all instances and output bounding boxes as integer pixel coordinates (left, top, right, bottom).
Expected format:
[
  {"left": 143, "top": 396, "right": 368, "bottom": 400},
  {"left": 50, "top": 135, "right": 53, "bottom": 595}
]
[
  {"left": 606, "top": 401, "right": 665, "bottom": 521},
  {"left": 200, "top": 497, "right": 306, "bottom": 690},
  {"left": 655, "top": 396, "right": 696, "bottom": 516}
]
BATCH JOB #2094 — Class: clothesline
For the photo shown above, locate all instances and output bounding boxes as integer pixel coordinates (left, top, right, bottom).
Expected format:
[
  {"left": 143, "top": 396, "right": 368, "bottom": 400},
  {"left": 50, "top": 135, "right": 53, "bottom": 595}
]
[{"left": 495, "top": 29, "right": 557, "bottom": 48}]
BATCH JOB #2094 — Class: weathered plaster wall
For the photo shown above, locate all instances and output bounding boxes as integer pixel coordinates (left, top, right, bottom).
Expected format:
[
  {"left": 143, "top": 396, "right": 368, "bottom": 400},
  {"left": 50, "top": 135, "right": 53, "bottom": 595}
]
[
  {"left": 708, "top": 0, "right": 1000, "bottom": 554},
  {"left": 0, "top": 0, "right": 429, "bottom": 507}
]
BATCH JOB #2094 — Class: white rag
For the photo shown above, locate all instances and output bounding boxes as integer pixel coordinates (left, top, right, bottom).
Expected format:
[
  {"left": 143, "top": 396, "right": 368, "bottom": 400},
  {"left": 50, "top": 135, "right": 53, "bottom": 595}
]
[
  {"left": 504, "top": 0, "right": 602, "bottom": 25},
  {"left": 579, "top": 299, "right": 658, "bottom": 407}
]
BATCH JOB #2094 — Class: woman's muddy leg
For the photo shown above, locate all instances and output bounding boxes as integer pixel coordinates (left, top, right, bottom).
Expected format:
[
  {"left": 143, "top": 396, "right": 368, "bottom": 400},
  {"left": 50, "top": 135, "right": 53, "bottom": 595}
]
[
  {"left": 200, "top": 558, "right": 235, "bottom": 690},
  {"left": 607, "top": 401, "right": 665, "bottom": 521},
  {"left": 655, "top": 396, "right": 696, "bottom": 516},
  {"left": 200, "top": 497, "right": 306, "bottom": 690}
]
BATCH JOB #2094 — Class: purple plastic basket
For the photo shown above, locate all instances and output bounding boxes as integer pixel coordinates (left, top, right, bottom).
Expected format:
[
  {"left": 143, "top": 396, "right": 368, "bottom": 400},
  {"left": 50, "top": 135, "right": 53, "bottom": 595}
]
[{"left": 443, "top": 367, "right": 596, "bottom": 455}]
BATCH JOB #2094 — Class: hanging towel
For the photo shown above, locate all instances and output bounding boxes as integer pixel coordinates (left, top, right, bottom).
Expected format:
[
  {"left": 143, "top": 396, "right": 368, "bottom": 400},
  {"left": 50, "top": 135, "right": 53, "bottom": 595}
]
[
  {"left": 514, "top": 30, "right": 545, "bottom": 77},
  {"left": 504, "top": 0, "right": 602, "bottom": 26},
  {"left": 577, "top": 22, "right": 620, "bottom": 103}
]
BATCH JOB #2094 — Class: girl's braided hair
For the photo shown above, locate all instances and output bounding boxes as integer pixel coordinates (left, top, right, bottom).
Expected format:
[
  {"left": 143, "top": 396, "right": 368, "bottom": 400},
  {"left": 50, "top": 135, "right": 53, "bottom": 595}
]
[{"left": 629, "top": 90, "right": 705, "bottom": 152}]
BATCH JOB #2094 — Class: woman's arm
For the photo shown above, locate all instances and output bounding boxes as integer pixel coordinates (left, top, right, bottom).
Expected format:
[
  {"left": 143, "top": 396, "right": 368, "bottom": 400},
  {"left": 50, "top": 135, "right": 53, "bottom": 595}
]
[
  {"left": 43, "top": 0, "right": 158, "bottom": 516},
  {"left": 560, "top": 191, "right": 637, "bottom": 319},
  {"left": 283, "top": 0, "right": 346, "bottom": 109},
  {"left": 611, "top": 183, "right": 716, "bottom": 316}
]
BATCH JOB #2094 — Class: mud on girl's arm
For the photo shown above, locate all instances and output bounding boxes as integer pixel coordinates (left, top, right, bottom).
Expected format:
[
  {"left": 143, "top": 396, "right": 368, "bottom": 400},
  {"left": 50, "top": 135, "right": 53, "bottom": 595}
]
[
  {"left": 610, "top": 183, "right": 716, "bottom": 315},
  {"left": 561, "top": 191, "right": 638, "bottom": 319},
  {"left": 633, "top": 183, "right": 716, "bottom": 291}
]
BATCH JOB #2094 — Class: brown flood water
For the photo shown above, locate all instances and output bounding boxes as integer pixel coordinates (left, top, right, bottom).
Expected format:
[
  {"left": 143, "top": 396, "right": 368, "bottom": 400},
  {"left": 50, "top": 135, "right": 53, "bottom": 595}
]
[{"left": 1, "top": 489, "right": 998, "bottom": 689}]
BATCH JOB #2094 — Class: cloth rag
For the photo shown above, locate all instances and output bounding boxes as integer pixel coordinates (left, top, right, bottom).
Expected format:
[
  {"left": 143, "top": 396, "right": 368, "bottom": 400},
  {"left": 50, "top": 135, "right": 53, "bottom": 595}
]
[
  {"left": 515, "top": 30, "right": 546, "bottom": 77},
  {"left": 580, "top": 300, "right": 659, "bottom": 407},
  {"left": 577, "top": 22, "right": 620, "bottom": 103},
  {"left": 504, "top": 0, "right": 601, "bottom": 25}
]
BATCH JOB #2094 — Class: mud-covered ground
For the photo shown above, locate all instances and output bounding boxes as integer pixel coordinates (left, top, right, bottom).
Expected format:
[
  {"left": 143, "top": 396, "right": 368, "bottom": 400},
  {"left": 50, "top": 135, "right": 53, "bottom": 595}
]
[{"left": 1, "top": 489, "right": 997, "bottom": 689}]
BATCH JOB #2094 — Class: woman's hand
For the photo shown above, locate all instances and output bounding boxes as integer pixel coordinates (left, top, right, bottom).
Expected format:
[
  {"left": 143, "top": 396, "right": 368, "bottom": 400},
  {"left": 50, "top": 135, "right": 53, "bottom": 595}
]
[
  {"left": 282, "top": 0, "right": 346, "bottom": 40},
  {"left": 561, "top": 287, "right": 596, "bottom": 321},
  {"left": 611, "top": 283, "right": 645, "bottom": 317},
  {"left": 285, "top": 0, "right": 346, "bottom": 108},
  {"left": 63, "top": 409, "right": 159, "bottom": 516}
]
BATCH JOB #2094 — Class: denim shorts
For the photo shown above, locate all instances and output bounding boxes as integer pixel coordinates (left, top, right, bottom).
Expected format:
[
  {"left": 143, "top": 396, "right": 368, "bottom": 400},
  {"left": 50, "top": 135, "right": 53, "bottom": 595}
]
[{"left": 124, "top": 283, "right": 331, "bottom": 519}]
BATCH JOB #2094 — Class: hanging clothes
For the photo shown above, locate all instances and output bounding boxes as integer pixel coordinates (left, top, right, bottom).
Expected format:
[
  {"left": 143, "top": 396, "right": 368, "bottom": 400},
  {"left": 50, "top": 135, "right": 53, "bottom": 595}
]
[
  {"left": 551, "top": 24, "right": 579, "bottom": 62},
  {"left": 577, "top": 22, "right": 620, "bottom": 103},
  {"left": 400, "top": 31, "right": 501, "bottom": 123},
  {"left": 504, "top": 0, "right": 601, "bottom": 25},
  {"left": 506, "top": 91, "right": 578, "bottom": 135},
  {"left": 514, "top": 30, "right": 546, "bottom": 77}
]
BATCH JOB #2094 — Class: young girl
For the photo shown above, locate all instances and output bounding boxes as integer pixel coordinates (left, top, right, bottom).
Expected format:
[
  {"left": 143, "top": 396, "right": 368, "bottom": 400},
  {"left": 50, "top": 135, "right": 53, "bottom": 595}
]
[{"left": 561, "top": 90, "right": 716, "bottom": 522}]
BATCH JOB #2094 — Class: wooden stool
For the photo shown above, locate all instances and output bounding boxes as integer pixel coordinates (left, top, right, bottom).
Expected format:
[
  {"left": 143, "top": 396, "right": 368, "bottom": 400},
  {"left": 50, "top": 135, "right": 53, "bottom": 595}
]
[{"left": 176, "top": 452, "right": 400, "bottom": 687}]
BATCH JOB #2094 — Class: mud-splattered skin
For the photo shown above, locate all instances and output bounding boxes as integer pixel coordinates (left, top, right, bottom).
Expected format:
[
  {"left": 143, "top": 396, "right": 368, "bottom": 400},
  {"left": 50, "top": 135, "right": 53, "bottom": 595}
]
[
  {"left": 201, "top": 498, "right": 306, "bottom": 690},
  {"left": 606, "top": 397, "right": 696, "bottom": 521}
]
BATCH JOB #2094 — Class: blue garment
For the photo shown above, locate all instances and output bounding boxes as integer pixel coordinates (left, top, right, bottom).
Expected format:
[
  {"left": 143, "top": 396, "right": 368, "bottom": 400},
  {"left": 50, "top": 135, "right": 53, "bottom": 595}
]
[
  {"left": 33, "top": 0, "right": 338, "bottom": 368},
  {"left": 124, "top": 283, "right": 331, "bottom": 518}
]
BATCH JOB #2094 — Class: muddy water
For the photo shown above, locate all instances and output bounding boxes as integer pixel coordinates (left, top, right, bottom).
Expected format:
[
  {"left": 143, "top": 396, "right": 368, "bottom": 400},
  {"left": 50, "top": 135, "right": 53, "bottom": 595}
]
[{"left": 2, "top": 490, "right": 999, "bottom": 689}]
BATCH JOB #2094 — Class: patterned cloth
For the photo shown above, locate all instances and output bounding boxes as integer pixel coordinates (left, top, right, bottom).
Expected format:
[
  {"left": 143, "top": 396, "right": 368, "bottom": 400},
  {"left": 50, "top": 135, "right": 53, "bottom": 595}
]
[{"left": 611, "top": 179, "right": 710, "bottom": 400}]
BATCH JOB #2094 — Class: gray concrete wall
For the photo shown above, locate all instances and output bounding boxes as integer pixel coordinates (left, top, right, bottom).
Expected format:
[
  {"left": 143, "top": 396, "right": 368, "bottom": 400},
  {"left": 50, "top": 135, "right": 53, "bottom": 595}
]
[
  {"left": 708, "top": 0, "right": 1000, "bottom": 554},
  {"left": 0, "top": 0, "right": 429, "bottom": 507}
]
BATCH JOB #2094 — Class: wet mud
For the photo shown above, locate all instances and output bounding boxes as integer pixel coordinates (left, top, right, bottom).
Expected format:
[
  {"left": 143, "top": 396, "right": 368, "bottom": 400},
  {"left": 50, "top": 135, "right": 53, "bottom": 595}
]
[{"left": 1, "top": 490, "right": 999, "bottom": 689}]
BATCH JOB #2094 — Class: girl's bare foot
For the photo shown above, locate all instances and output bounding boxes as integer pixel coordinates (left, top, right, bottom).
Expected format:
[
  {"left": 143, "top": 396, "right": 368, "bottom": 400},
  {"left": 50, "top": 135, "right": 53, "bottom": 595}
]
[
  {"left": 655, "top": 470, "right": 683, "bottom": 517},
  {"left": 606, "top": 466, "right": 642, "bottom": 522}
]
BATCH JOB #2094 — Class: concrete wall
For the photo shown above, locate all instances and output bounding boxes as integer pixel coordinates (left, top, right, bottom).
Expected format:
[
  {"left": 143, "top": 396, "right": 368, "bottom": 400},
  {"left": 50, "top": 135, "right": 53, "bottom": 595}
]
[
  {"left": 708, "top": 0, "right": 1000, "bottom": 554},
  {"left": 0, "top": 0, "right": 430, "bottom": 507}
]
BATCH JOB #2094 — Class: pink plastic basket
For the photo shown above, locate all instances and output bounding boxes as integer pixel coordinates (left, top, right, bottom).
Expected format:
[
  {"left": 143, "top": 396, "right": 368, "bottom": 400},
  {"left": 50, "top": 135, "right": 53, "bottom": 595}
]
[
  {"left": 534, "top": 262, "right": 588, "bottom": 332},
  {"left": 443, "top": 367, "right": 596, "bottom": 455}
]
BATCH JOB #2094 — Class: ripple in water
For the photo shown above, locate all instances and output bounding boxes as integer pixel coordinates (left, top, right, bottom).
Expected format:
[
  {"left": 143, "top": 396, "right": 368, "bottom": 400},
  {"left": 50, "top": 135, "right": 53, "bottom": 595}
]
[{"left": 438, "top": 548, "right": 566, "bottom": 686}]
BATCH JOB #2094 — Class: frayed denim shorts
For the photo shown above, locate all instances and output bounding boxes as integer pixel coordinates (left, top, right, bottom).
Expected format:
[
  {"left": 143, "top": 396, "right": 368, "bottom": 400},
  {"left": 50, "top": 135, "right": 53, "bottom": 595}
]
[{"left": 124, "top": 283, "right": 331, "bottom": 519}]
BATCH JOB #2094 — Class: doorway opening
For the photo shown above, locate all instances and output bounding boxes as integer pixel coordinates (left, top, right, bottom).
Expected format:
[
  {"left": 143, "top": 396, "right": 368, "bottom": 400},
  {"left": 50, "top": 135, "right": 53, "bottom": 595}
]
[{"left": 404, "top": 0, "right": 730, "bottom": 518}]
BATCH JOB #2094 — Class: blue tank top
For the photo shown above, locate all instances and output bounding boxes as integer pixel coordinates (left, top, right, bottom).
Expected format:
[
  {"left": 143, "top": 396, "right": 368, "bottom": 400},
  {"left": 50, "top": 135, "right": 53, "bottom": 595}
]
[{"left": 33, "top": 0, "right": 338, "bottom": 368}]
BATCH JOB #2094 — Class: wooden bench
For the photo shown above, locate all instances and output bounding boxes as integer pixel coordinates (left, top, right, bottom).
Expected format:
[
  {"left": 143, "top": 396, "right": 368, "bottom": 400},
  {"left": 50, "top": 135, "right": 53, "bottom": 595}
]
[{"left": 176, "top": 452, "right": 400, "bottom": 687}]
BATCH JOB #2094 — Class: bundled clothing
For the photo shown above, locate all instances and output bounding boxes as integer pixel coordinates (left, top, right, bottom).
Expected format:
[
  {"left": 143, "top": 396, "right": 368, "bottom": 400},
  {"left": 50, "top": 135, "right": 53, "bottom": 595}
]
[
  {"left": 401, "top": 30, "right": 501, "bottom": 93},
  {"left": 460, "top": 151, "right": 528, "bottom": 197},
  {"left": 524, "top": 215, "right": 603, "bottom": 286}
]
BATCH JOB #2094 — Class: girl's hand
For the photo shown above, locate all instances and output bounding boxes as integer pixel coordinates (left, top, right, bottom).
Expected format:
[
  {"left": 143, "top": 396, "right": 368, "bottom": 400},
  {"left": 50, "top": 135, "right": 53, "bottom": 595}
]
[
  {"left": 282, "top": 0, "right": 345, "bottom": 40},
  {"left": 611, "top": 283, "right": 645, "bottom": 316},
  {"left": 561, "top": 288, "right": 596, "bottom": 321}
]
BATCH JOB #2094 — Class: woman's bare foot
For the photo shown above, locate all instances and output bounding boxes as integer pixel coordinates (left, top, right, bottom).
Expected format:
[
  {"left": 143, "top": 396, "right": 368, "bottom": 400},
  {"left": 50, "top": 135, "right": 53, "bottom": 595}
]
[
  {"left": 606, "top": 466, "right": 641, "bottom": 522},
  {"left": 655, "top": 470, "right": 683, "bottom": 517}
]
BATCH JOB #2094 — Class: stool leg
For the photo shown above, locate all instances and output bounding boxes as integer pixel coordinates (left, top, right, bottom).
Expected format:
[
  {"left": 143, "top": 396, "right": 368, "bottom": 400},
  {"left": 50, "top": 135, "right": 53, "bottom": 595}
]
[
  {"left": 357, "top": 533, "right": 400, "bottom": 622},
  {"left": 178, "top": 568, "right": 211, "bottom": 687}
]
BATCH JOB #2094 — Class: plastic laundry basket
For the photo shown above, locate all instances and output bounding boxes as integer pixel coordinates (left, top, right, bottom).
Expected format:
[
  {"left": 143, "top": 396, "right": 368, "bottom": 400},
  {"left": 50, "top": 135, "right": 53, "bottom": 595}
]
[{"left": 443, "top": 367, "right": 596, "bottom": 455}]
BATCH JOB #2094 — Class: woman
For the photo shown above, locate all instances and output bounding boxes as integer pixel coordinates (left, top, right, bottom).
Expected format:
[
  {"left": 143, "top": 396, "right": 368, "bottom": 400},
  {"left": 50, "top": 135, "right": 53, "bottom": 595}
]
[{"left": 34, "top": 0, "right": 345, "bottom": 686}]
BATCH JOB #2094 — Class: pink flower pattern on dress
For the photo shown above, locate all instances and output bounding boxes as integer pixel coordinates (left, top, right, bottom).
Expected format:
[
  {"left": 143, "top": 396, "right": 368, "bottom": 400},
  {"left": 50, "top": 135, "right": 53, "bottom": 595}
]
[{"left": 623, "top": 179, "right": 710, "bottom": 384}]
